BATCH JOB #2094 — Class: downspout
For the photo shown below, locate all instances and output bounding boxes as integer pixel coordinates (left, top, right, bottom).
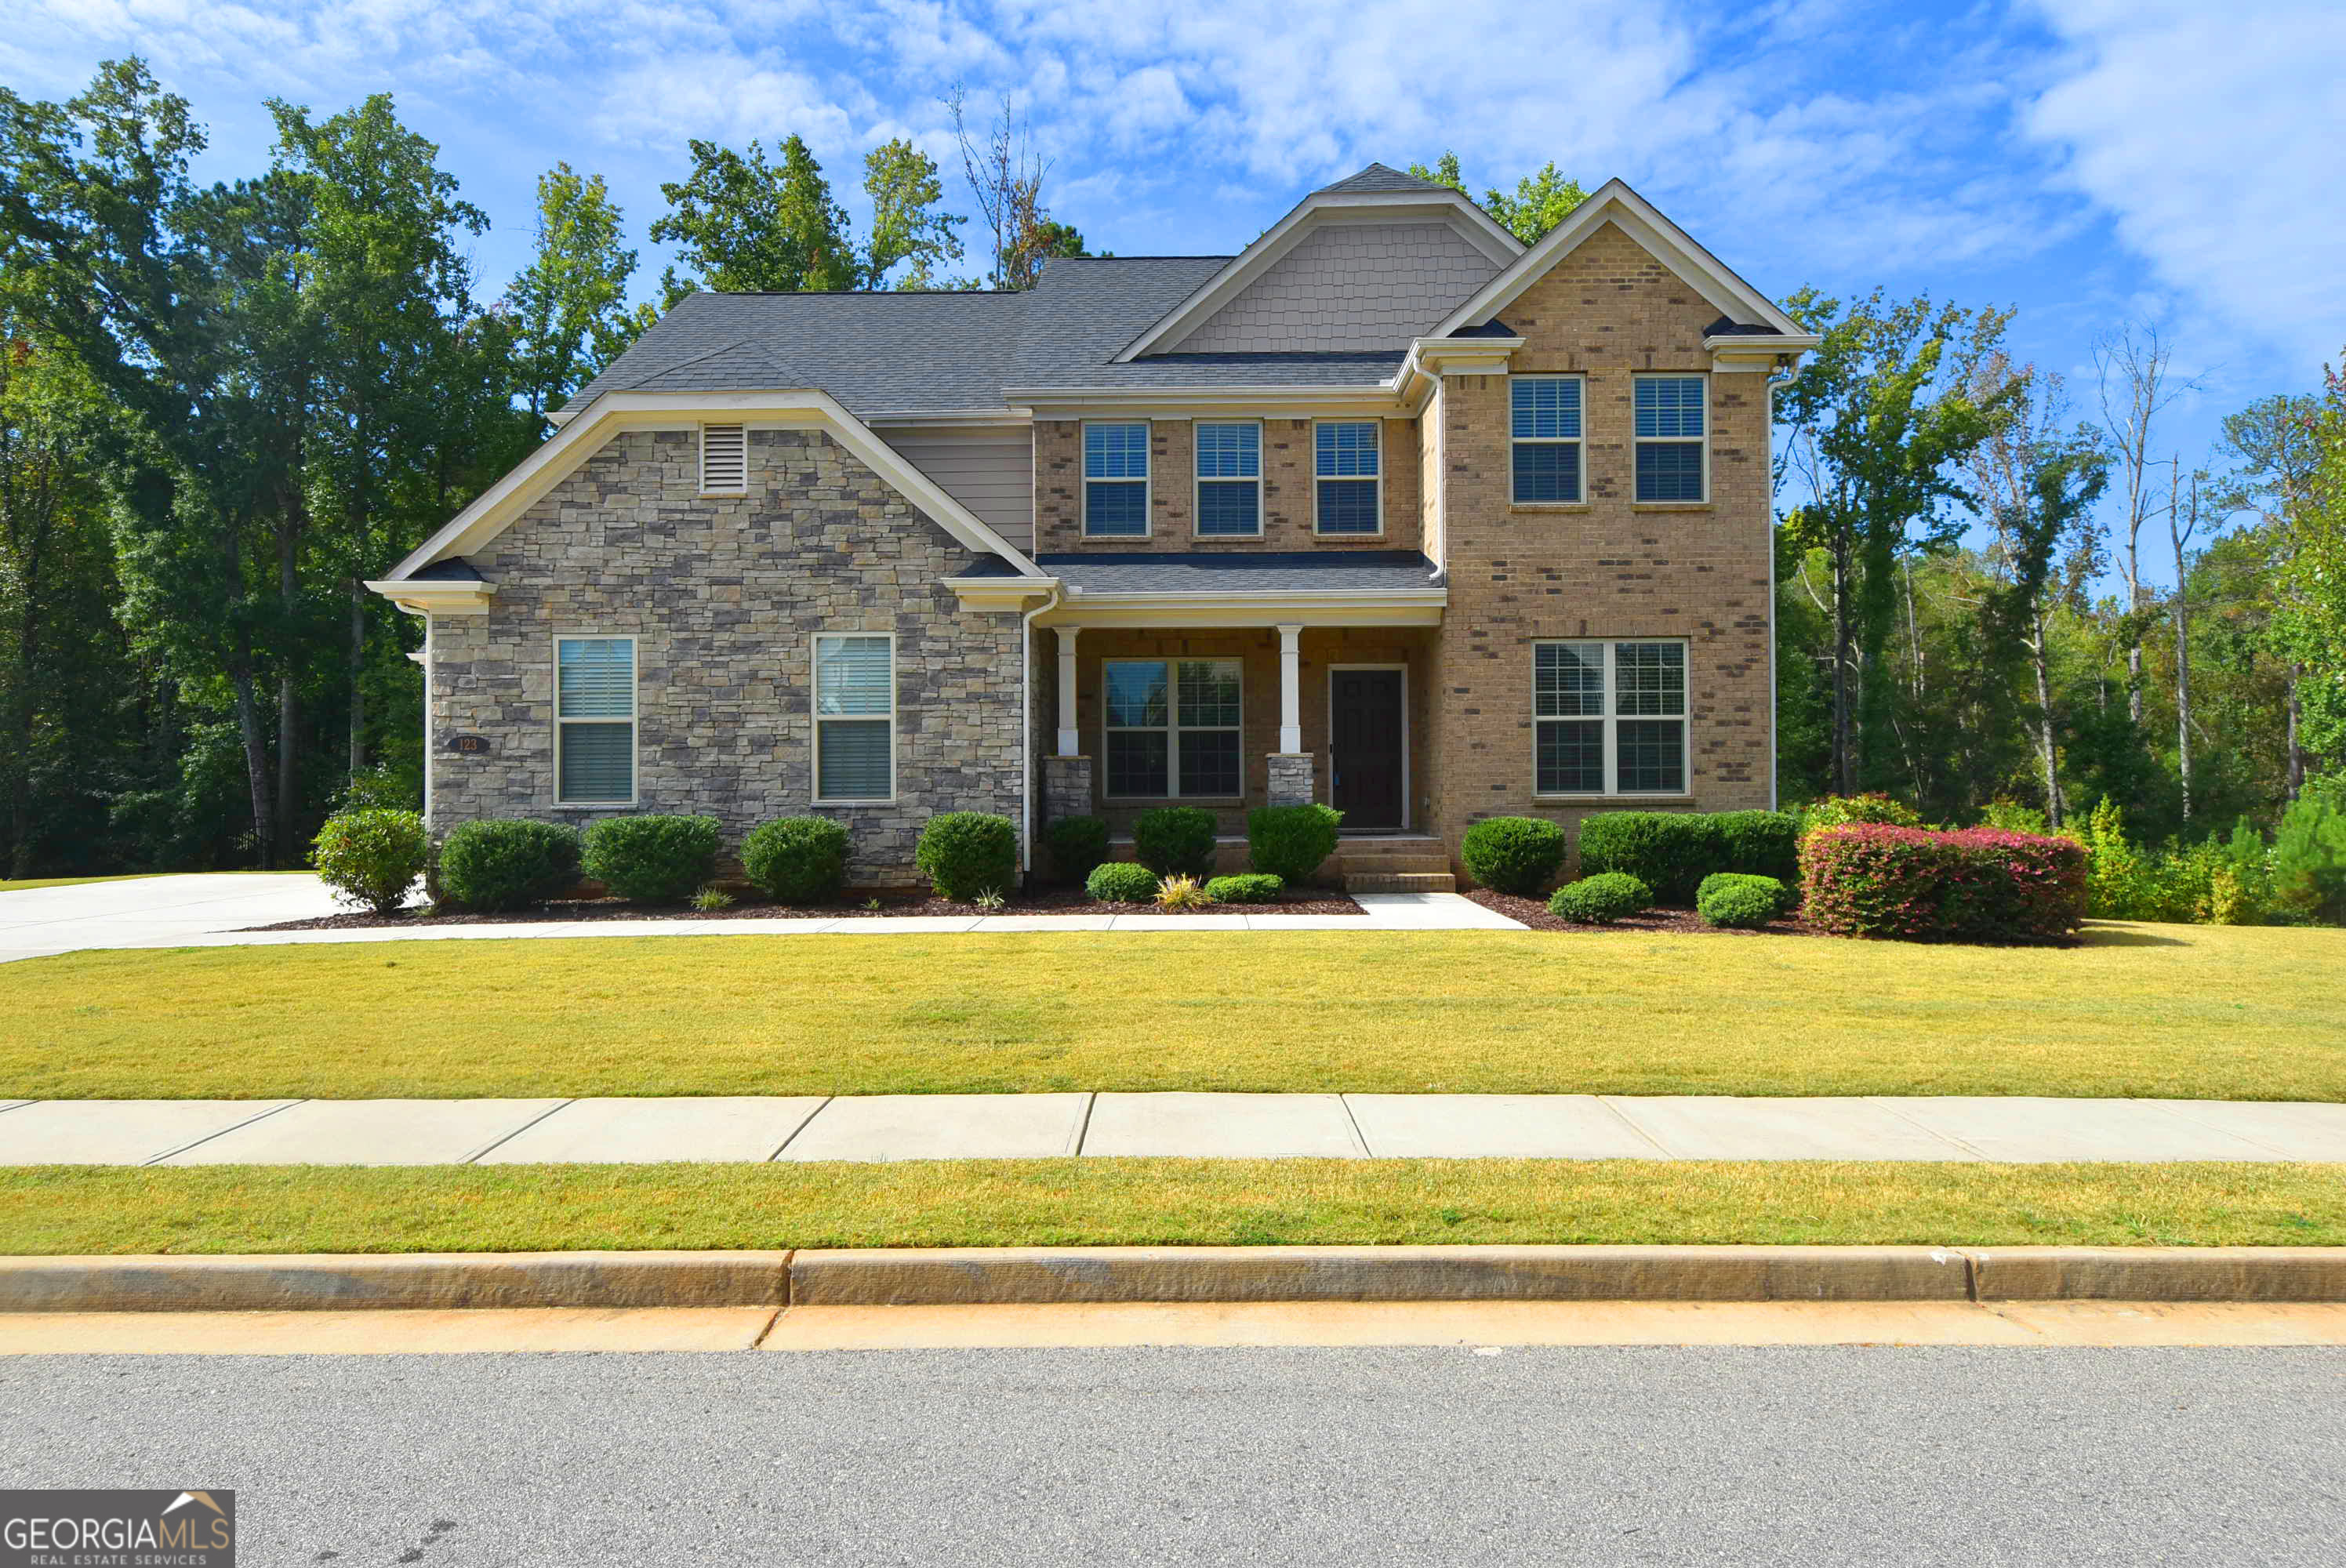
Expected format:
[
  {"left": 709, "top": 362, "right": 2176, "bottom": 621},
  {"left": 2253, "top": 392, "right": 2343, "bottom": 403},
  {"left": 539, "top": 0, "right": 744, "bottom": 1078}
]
[
  {"left": 1765, "top": 366, "right": 1781, "bottom": 812},
  {"left": 1019, "top": 583, "right": 1064, "bottom": 885}
]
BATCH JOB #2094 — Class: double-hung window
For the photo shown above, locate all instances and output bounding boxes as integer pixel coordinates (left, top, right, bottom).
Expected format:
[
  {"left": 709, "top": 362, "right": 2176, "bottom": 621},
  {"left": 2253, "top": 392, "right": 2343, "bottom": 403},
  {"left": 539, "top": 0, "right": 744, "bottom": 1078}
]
[
  {"left": 1313, "top": 421, "right": 1382, "bottom": 535},
  {"left": 556, "top": 637, "right": 636, "bottom": 805},
  {"left": 699, "top": 423, "right": 747, "bottom": 493},
  {"left": 1104, "top": 659, "right": 1242, "bottom": 798},
  {"left": 1534, "top": 640, "right": 1687, "bottom": 795},
  {"left": 813, "top": 633, "right": 895, "bottom": 803},
  {"left": 1511, "top": 376, "right": 1583, "bottom": 503},
  {"left": 1633, "top": 376, "right": 1706, "bottom": 503},
  {"left": 1193, "top": 422, "right": 1262, "bottom": 536},
  {"left": 1084, "top": 422, "right": 1149, "bottom": 537}
]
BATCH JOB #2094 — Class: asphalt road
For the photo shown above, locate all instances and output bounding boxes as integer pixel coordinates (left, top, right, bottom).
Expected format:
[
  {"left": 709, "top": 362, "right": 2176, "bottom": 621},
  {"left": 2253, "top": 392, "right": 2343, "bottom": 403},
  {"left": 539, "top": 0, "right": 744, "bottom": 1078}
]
[{"left": 4, "top": 1346, "right": 2342, "bottom": 1566}]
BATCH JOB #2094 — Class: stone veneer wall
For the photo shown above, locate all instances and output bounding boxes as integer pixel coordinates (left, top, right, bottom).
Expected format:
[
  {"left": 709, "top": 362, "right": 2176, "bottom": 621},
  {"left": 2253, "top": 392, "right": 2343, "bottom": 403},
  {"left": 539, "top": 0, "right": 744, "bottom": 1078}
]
[
  {"left": 426, "top": 426, "right": 1025, "bottom": 886},
  {"left": 1035, "top": 417, "right": 1420, "bottom": 554},
  {"left": 1424, "top": 220, "right": 1776, "bottom": 877}
]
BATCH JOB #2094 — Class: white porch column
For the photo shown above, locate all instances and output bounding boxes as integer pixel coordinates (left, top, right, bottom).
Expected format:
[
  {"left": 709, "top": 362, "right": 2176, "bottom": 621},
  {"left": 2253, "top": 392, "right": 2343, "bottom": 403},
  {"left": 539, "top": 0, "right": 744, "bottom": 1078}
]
[
  {"left": 1276, "top": 623, "right": 1303, "bottom": 754},
  {"left": 1055, "top": 626, "right": 1081, "bottom": 756}
]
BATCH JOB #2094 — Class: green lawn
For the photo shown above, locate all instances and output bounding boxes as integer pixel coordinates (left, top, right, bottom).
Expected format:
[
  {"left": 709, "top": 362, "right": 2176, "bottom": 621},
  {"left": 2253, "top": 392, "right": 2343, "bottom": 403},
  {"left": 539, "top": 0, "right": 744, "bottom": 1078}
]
[
  {"left": 3, "top": 922, "right": 2342, "bottom": 1101},
  {"left": 0, "top": 874, "right": 172, "bottom": 892},
  {"left": 1, "top": 1160, "right": 2338, "bottom": 1254}
]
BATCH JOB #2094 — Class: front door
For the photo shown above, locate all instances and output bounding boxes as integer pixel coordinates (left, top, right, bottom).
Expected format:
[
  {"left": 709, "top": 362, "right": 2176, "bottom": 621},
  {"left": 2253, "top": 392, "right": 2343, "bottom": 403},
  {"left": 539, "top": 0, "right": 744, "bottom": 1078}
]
[{"left": 1330, "top": 669, "right": 1405, "bottom": 831}]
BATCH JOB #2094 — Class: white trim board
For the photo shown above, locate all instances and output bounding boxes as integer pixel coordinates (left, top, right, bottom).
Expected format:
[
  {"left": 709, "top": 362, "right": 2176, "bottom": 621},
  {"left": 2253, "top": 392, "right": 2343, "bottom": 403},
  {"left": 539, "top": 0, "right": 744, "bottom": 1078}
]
[{"left": 377, "top": 390, "right": 1045, "bottom": 590}]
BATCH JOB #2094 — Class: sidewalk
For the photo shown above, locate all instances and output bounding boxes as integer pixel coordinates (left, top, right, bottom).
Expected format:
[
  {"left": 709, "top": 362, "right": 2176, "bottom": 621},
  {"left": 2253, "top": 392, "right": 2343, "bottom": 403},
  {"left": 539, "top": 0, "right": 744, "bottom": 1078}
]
[
  {"left": 6, "top": 1092, "right": 2343, "bottom": 1166},
  {"left": 0, "top": 874, "right": 1523, "bottom": 964}
]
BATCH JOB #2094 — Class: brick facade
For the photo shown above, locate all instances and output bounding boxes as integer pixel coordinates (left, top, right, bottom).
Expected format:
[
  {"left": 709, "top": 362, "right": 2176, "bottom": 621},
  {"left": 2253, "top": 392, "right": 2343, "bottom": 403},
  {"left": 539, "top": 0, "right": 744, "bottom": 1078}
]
[{"left": 426, "top": 427, "right": 1024, "bottom": 886}]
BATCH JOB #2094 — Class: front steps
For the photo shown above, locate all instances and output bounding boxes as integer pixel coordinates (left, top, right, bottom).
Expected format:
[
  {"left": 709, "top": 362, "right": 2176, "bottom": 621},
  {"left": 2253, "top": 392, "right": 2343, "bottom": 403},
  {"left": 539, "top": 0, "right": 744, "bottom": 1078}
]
[{"left": 1333, "top": 836, "right": 1454, "bottom": 895}]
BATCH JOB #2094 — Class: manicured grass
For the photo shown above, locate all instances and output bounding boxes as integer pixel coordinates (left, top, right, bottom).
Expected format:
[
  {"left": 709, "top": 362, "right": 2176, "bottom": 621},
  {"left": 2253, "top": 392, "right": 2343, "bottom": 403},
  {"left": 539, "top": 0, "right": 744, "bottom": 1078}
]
[
  {"left": 0, "top": 874, "right": 172, "bottom": 892},
  {"left": 5, "top": 923, "right": 2344, "bottom": 1101},
  {"left": 1, "top": 1160, "right": 2339, "bottom": 1254}
]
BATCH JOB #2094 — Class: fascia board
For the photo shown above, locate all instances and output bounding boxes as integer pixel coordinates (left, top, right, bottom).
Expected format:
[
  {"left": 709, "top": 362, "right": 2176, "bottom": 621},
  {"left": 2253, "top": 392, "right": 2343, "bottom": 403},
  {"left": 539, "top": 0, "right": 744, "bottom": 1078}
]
[{"left": 382, "top": 390, "right": 1045, "bottom": 583}]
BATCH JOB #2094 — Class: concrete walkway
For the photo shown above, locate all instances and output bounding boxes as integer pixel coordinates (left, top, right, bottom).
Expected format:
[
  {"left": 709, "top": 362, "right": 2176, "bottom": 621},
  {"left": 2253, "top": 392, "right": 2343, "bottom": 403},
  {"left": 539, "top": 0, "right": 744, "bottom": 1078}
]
[
  {"left": 5, "top": 1092, "right": 2342, "bottom": 1166},
  {"left": 0, "top": 874, "right": 1522, "bottom": 964}
]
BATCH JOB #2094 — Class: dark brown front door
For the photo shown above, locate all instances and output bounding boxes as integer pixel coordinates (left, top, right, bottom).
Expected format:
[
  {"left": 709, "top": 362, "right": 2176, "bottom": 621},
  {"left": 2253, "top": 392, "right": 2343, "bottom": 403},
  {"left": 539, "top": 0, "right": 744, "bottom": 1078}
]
[{"left": 1330, "top": 669, "right": 1405, "bottom": 831}]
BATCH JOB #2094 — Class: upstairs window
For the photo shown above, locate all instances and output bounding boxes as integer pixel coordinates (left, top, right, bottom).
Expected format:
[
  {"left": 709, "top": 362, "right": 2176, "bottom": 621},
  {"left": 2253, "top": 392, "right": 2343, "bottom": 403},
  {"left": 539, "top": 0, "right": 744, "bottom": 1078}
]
[
  {"left": 813, "top": 633, "right": 895, "bottom": 803},
  {"left": 1314, "top": 421, "right": 1382, "bottom": 535},
  {"left": 699, "top": 424, "right": 747, "bottom": 493},
  {"left": 1084, "top": 423, "right": 1150, "bottom": 536},
  {"left": 1633, "top": 377, "right": 1706, "bottom": 503},
  {"left": 556, "top": 637, "right": 637, "bottom": 805},
  {"left": 1511, "top": 376, "right": 1584, "bottom": 503},
  {"left": 1193, "top": 422, "right": 1262, "bottom": 537},
  {"left": 1534, "top": 640, "right": 1687, "bottom": 796}
]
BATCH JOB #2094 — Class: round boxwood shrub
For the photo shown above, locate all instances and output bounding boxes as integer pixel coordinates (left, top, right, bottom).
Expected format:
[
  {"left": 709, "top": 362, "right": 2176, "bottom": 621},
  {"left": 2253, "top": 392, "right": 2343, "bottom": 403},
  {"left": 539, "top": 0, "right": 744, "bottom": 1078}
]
[
  {"left": 1547, "top": 872, "right": 1653, "bottom": 924},
  {"left": 1205, "top": 872, "right": 1284, "bottom": 905},
  {"left": 310, "top": 808, "right": 430, "bottom": 915},
  {"left": 436, "top": 818, "right": 583, "bottom": 912},
  {"left": 915, "top": 811, "right": 1018, "bottom": 902},
  {"left": 1086, "top": 861, "right": 1158, "bottom": 903},
  {"left": 1247, "top": 803, "right": 1342, "bottom": 885},
  {"left": 1046, "top": 815, "right": 1111, "bottom": 885},
  {"left": 741, "top": 816, "right": 852, "bottom": 905},
  {"left": 1696, "top": 872, "right": 1787, "bottom": 929},
  {"left": 1133, "top": 805, "right": 1219, "bottom": 877},
  {"left": 582, "top": 814, "right": 721, "bottom": 904},
  {"left": 1461, "top": 815, "right": 1567, "bottom": 895}
]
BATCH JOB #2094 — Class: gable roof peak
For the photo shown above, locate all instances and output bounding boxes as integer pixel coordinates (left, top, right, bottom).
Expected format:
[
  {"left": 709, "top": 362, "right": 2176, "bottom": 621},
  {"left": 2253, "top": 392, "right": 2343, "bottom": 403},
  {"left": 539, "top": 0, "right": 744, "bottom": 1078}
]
[{"left": 1314, "top": 162, "right": 1454, "bottom": 196}]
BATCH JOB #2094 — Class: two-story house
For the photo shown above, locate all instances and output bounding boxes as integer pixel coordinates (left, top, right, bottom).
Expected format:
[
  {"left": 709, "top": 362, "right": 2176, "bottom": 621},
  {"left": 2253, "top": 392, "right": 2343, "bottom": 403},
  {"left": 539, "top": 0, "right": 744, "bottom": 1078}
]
[{"left": 369, "top": 165, "right": 1817, "bottom": 890}]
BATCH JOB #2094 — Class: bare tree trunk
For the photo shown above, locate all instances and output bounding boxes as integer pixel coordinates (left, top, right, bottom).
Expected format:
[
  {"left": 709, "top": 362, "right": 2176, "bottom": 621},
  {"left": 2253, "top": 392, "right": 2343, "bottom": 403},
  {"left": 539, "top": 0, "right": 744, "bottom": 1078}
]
[
  {"left": 2286, "top": 666, "right": 2306, "bottom": 800},
  {"left": 2096, "top": 327, "right": 2184, "bottom": 729},
  {"left": 2170, "top": 463, "right": 2196, "bottom": 831},
  {"left": 348, "top": 577, "right": 367, "bottom": 776},
  {"left": 2030, "top": 606, "right": 2065, "bottom": 828},
  {"left": 275, "top": 508, "right": 300, "bottom": 856},
  {"left": 1830, "top": 534, "right": 1854, "bottom": 796},
  {"left": 1902, "top": 558, "right": 1927, "bottom": 699}
]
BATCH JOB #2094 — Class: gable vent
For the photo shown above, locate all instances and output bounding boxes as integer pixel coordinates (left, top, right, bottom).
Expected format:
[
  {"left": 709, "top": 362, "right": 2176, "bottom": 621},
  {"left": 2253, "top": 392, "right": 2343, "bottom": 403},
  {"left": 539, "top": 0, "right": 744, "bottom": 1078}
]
[{"left": 699, "top": 424, "right": 747, "bottom": 492}]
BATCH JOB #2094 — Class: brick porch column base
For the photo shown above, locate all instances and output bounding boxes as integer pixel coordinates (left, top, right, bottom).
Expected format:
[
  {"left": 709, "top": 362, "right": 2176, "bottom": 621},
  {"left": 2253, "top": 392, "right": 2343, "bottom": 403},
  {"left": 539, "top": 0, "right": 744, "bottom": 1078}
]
[{"left": 1266, "top": 753, "right": 1315, "bottom": 808}]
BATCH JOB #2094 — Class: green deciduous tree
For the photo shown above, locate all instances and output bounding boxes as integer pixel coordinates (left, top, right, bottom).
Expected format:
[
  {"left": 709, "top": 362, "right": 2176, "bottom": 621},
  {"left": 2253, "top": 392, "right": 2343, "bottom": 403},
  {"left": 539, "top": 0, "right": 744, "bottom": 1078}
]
[
  {"left": 1407, "top": 153, "right": 1588, "bottom": 243},
  {"left": 502, "top": 162, "right": 641, "bottom": 422},
  {"left": 652, "top": 135, "right": 855, "bottom": 303}
]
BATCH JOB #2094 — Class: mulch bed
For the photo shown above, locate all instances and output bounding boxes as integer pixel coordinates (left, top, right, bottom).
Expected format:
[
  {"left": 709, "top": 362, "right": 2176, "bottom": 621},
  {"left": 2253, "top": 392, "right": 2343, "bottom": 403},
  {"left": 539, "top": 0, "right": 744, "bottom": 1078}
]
[
  {"left": 1463, "top": 887, "right": 1830, "bottom": 938},
  {"left": 246, "top": 884, "right": 1364, "bottom": 931}
]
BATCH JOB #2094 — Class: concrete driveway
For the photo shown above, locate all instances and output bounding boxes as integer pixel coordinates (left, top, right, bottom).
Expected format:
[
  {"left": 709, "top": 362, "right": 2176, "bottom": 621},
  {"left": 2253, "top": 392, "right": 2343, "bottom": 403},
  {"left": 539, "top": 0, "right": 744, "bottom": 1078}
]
[{"left": 0, "top": 873, "right": 344, "bottom": 964}]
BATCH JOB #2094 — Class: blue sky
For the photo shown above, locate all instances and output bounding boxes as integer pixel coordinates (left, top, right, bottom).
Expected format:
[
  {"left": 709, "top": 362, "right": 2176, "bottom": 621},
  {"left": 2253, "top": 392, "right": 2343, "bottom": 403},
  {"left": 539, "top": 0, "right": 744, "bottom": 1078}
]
[{"left": 9, "top": 0, "right": 2344, "bottom": 583}]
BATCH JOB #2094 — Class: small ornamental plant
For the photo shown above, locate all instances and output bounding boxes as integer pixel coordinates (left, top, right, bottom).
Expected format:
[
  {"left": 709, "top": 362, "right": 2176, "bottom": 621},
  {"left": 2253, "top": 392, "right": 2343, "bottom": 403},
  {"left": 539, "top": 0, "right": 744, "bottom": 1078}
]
[
  {"left": 1460, "top": 816, "right": 1567, "bottom": 895},
  {"left": 1045, "top": 815, "right": 1112, "bottom": 885},
  {"left": 1205, "top": 873, "right": 1284, "bottom": 905},
  {"left": 1695, "top": 872, "right": 1786, "bottom": 929},
  {"left": 1153, "top": 873, "right": 1211, "bottom": 911},
  {"left": 583, "top": 814, "right": 722, "bottom": 904},
  {"left": 1132, "top": 806, "right": 1219, "bottom": 878},
  {"left": 310, "top": 808, "right": 430, "bottom": 916},
  {"left": 742, "top": 816, "right": 852, "bottom": 905},
  {"left": 1799, "top": 825, "right": 2086, "bottom": 942},
  {"left": 1085, "top": 861, "right": 1159, "bottom": 904},
  {"left": 1546, "top": 872, "right": 1653, "bottom": 924},
  {"left": 1246, "top": 804, "right": 1342, "bottom": 884},
  {"left": 916, "top": 811, "right": 1018, "bottom": 902},
  {"left": 436, "top": 818, "right": 583, "bottom": 912}
]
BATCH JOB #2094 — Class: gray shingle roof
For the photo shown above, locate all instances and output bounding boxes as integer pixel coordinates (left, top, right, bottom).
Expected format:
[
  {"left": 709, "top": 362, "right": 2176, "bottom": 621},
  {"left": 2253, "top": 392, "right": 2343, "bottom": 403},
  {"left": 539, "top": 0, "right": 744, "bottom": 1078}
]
[
  {"left": 1315, "top": 163, "right": 1457, "bottom": 196},
  {"left": 999, "top": 550, "right": 1443, "bottom": 594}
]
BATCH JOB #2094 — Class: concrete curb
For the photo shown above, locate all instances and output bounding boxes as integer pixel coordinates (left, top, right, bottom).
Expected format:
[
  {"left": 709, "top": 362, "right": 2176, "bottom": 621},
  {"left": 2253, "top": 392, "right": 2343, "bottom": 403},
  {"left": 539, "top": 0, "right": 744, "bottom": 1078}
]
[{"left": 5, "top": 1246, "right": 2344, "bottom": 1313}]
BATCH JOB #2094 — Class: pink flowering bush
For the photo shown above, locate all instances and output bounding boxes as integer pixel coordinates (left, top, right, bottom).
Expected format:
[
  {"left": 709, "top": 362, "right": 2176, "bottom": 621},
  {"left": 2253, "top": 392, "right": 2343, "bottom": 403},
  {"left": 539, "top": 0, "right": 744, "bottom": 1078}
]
[{"left": 1799, "top": 825, "right": 2087, "bottom": 942}]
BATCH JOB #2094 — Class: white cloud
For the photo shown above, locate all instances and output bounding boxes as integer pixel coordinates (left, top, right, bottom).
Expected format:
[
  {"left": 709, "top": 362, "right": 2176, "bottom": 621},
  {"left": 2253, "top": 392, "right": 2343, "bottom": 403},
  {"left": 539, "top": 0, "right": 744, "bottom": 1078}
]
[{"left": 2024, "top": 0, "right": 2346, "bottom": 369}]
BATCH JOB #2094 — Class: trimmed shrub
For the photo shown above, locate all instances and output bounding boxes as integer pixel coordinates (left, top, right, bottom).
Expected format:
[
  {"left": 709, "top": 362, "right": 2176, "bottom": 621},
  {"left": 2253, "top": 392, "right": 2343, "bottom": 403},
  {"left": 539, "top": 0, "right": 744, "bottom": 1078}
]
[
  {"left": 1045, "top": 815, "right": 1111, "bottom": 885},
  {"left": 310, "top": 808, "right": 429, "bottom": 915},
  {"left": 1697, "top": 872, "right": 1787, "bottom": 929},
  {"left": 915, "top": 811, "right": 1018, "bottom": 902},
  {"left": 1206, "top": 872, "right": 1284, "bottom": 904},
  {"left": 1460, "top": 815, "right": 1567, "bottom": 895},
  {"left": 1133, "top": 805, "right": 1219, "bottom": 877},
  {"left": 1547, "top": 872, "right": 1653, "bottom": 924},
  {"left": 1800, "top": 824, "right": 2086, "bottom": 942},
  {"left": 1247, "top": 804, "right": 1342, "bottom": 884},
  {"left": 583, "top": 814, "right": 721, "bottom": 904},
  {"left": 741, "top": 816, "right": 852, "bottom": 905},
  {"left": 1578, "top": 810, "right": 1799, "bottom": 905},
  {"left": 1796, "top": 793, "right": 1924, "bottom": 835},
  {"left": 437, "top": 818, "right": 583, "bottom": 912},
  {"left": 1086, "top": 861, "right": 1158, "bottom": 903}
]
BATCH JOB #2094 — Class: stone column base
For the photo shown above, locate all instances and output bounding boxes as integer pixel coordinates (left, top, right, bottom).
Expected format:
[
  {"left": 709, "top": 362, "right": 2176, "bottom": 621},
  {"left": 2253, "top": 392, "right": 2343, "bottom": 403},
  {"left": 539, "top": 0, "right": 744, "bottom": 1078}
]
[
  {"left": 1267, "top": 753, "right": 1316, "bottom": 808},
  {"left": 1043, "top": 754, "right": 1094, "bottom": 823}
]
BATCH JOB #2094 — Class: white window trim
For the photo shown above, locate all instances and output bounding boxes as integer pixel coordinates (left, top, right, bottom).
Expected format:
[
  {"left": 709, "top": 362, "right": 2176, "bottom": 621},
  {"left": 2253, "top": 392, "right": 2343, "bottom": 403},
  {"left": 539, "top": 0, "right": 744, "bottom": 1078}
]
[
  {"left": 1312, "top": 419, "right": 1384, "bottom": 538},
  {"left": 1631, "top": 374, "right": 1709, "bottom": 506},
  {"left": 1082, "top": 419, "right": 1153, "bottom": 539},
  {"left": 1530, "top": 638, "right": 1691, "bottom": 799},
  {"left": 1192, "top": 419, "right": 1264, "bottom": 539},
  {"left": 1102, "top": 656, "right": 1245, "bottom": 800},
  {"left": 553, "top": 633, "right": 639, "bottom": 809},
  {"left": 1325, "top": 662, "right": 1411, "bottom": 831},
  {"left": 1510, "top": 374, "right": 1587, "bottom": 508},
  {"left": 699, "top": 423, "right": 747, "bottom": 495},
  {"left": 812, "top": 630, "right": 898, "bottom": 806}
]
